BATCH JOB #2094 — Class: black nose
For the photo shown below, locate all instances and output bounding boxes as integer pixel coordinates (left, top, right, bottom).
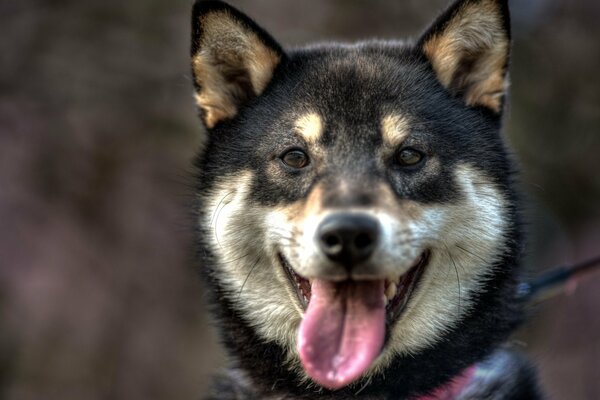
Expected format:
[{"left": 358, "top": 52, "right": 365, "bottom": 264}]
[{"left": 317, "top": 213, "right": 380, "bottom": 266}]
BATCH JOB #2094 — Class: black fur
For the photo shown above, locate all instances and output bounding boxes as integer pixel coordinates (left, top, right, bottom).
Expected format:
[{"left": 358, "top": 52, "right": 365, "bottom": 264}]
[{"left": 191, "top": 1, "right": 542, "bottom": 398}]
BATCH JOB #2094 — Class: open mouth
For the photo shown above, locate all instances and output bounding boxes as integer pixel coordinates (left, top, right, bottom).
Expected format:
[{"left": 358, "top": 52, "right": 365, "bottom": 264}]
[
  {"left": 278, "top": 251, "right": 430, "bottom": 390},
  {"left": 279, "top": 251, "right": 430, "bottom": 323}
]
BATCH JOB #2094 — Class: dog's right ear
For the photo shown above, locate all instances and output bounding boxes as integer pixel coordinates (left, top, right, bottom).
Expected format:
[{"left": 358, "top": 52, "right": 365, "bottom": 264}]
[
  {"left": 191, "top": 1, "right": 284, "bottom": 129},
  {"left": 418, "top": 0, "right": 511, "bottom": 114}
]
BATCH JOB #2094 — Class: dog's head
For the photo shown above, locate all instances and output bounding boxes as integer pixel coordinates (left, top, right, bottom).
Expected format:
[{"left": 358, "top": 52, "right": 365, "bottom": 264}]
[{"left": 192, "top": 0, "right": 518, "bottom": 392}]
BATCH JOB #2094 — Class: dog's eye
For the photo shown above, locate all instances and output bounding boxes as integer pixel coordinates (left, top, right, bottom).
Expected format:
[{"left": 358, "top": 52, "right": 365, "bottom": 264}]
[
  {"left": 395, "top": 148, "right": 424, "bottom": 167},
  {"left": 281, "top": 149, "right": 310, "bottom": 169}
]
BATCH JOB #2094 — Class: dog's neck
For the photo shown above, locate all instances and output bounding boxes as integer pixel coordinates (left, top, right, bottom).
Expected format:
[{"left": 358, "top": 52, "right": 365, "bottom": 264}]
[
  {"left": 415, "top": 365, "right": 477, "bottom": 400},
  {"left": 208, "top": 349, "right": 542, "bottom": 400}
]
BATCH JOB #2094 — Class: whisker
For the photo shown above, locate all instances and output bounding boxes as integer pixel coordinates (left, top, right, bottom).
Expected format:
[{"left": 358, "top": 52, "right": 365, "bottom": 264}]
[
  {"left": 212, "top": 191, "right": 235, "bottom": 248},
  {"left": 219, "top": 251, "right": 255, "bottom": 265},
  {"left": 238, "top": 256, "right": 262, "bottom": 298},
  {"left": 445, "top": 245, "right": 462, "bottom": 315},
  {"left": 455, "top": 244, "right": 487, "bottom": 265}
]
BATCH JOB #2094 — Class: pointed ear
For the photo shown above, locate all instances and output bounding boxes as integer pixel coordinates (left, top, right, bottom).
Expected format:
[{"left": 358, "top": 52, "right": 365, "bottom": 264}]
[
  {"left": 418, "top": 0, "right": 511, "bottom": 113},
  {"left": 191, "top": 1, "right": 284, "bottom": 129}
]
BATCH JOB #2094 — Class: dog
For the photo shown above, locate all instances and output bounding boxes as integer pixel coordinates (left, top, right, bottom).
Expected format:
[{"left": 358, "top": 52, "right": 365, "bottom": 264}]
[{"left": 190, "top": 0, "right": 542, "bottom": 398}]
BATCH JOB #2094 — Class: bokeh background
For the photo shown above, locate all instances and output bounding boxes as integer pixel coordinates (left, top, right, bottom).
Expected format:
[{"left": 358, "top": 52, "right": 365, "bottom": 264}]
[{"left": 1, "top": 0, "right": 599, "bottom": 399}]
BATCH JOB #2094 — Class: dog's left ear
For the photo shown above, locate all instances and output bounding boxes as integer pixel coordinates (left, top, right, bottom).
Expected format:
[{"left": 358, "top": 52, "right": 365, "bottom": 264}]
[
  {"left": 419, "top": 0, "right": 511, "bottom": 113},
  {"left": 191, "top": 1, "right": 284, "bottom": 129}
]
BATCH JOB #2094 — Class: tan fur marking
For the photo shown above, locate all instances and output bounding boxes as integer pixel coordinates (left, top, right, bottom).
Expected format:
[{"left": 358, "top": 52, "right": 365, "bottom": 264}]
[
  {"left": 381, "top": 114, "right": 411, "bottom": 147},
  {"left": 294, "top": 113, "right": 324, "bottom": 144},
  {"left": 422, "top": 0, "right": 508, "bottom": 112},
  {"left": 192, "top": 11, "right": 281, "bottom": 128},
  {"left": 275, "top": 185, "right": 325, "bottom": 227},
  {"left": 373, "top": 182, "right": 423, "bottom": 220}
]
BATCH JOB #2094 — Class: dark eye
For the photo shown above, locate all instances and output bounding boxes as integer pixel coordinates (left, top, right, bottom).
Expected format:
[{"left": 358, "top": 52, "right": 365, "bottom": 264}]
[
  {"left": 281, "top": 149, "right": 310, "bottom": 169},
  {"left": 395, "top": 148, "right": 424, "bottom": 167}
]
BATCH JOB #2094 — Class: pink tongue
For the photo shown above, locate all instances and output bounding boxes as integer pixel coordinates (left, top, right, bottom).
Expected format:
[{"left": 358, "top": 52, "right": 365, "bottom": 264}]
[{"left": 298, "top": 279, "right": 385, "bottom": 390}]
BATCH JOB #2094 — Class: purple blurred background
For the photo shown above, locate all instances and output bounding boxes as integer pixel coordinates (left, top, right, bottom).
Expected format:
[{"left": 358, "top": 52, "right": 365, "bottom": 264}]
[{"left": 1, "top": 0, "right": 599, "bottom": 399}]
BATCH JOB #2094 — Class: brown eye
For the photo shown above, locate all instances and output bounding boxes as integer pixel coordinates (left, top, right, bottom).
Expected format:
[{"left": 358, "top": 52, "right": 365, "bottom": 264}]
[
  {"left": 281, "top": 149, "right": 310, "bottom": 169},
  {"left": 396, "top": 148, "right": 424, "bottom": 166}
]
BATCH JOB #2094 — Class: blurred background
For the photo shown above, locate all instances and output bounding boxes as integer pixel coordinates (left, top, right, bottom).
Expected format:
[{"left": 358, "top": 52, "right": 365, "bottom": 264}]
[{"left": 1, "top": 0, "right": 599, "bottom": 399}]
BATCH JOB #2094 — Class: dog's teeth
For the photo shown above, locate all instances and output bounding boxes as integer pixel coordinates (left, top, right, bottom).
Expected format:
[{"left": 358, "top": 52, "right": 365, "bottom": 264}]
[{"left": 386, "top": 282, "right": 397, "bottom": 300}]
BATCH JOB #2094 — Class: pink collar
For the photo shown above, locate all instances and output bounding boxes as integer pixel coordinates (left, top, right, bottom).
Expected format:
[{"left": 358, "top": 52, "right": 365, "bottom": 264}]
[{"left": 414, "top": 365, "right": 477, "bottom": 400}]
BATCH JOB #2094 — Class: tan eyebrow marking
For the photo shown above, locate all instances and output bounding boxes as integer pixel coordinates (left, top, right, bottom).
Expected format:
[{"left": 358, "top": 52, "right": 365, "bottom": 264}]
[
  {"left": 294, "top": 113, "right": 323, "bottom": 144},
  {"left": 381, "top": 114, "right": 411, "bottom": 147}
]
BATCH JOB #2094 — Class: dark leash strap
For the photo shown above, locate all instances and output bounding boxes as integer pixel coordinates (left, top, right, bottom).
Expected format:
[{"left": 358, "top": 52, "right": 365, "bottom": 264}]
[{"left": 518, "top": 255, "right": 600, "bottom": 302}]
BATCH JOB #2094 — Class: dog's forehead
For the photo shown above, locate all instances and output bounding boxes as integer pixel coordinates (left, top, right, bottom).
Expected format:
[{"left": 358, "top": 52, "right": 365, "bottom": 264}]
[
  {"left": 277, "top": 46, "right": 441, "bottom": 141},
  {"left": 293, "top": 47, "right": 427, "bottom": 99}
]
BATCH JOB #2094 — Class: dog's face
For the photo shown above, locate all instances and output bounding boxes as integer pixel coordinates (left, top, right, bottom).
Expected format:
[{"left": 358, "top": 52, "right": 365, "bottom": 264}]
[{"left": 192, "top": 0, "right": 514, "bottom": 391}]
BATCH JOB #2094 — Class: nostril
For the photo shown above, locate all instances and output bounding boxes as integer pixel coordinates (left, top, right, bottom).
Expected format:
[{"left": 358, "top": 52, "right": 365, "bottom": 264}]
[
  {"left": 322, "top": 233, "right": 341, "bottom": 248},
  {"left": 354, "top": 232, "right": 374, "bottom": 250},
  {"left": 320, "top": 232, "right": 344, "bottom": 256}
]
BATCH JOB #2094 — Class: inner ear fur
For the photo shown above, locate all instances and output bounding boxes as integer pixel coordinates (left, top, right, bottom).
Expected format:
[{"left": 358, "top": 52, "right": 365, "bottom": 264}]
[
  {"left": 419, "top": 0, "right": 511, "bottom": 113},
  {"left": 191, "top": 1, "right": 284, "bottom": 128}
]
